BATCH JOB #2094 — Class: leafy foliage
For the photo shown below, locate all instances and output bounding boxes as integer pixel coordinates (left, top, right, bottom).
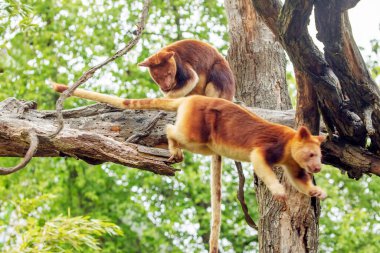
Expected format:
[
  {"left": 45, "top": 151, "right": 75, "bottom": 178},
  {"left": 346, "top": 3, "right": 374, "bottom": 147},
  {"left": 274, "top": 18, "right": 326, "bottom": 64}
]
[
  {"left": 0, "top": 193, "right": 122, "bottom": 252},
  {"left": 318, "top": 166, "right": 380, "bottom": 253},
  {"left": 0, "top": 1, "right": 379, "bottom": 252}
]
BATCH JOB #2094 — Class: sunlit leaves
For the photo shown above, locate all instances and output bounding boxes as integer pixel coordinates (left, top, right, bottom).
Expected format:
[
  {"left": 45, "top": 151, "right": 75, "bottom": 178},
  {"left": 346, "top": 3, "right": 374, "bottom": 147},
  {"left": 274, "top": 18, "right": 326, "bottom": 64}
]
[{"left": 318, "top": 166, "right": 380, "bottom": 252}]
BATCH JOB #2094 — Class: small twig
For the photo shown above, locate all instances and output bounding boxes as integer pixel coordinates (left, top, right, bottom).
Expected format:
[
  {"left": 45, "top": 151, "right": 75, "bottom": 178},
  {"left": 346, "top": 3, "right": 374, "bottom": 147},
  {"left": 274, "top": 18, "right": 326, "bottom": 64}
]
[
  {"left": 0, "top": 128, "right": 39, "bottom": 175},
  {"left": 50, "top": 0, "right": 152, "bottom": 138},
  {"left": 235, "top": 161, "right": 258, "bottom": 230},
  {"left": 127, "top": 111, "right": 167, "bottom": 143}
]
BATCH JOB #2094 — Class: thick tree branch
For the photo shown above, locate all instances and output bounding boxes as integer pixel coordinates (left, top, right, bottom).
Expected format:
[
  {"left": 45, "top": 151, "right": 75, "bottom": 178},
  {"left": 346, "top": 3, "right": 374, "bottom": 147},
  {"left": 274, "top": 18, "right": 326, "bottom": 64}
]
[
  {"left": 0, "top": 98, "right": 177, "bottom": 176},
  {"left": 322, "top": 137, "right": 380, "bottom": 178},
  {"left": 279, "top": 0, "right": 366, "bottom": 142},
  {"left": 1, "top": 97, "right": 379, "bottom": 178}
]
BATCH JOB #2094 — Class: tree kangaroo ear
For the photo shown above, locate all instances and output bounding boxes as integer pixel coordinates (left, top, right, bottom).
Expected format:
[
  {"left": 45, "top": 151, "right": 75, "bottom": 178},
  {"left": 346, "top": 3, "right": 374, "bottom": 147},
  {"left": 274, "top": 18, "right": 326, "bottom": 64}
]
[
  {"left": 297, "top": 126, "right": 312, "bottom": 140},
  {"left": 138, "top": 59, "right": 151, "bottom": 67},
  {"left": 160, "top": 51, "right": 175, "bottom": 62}
]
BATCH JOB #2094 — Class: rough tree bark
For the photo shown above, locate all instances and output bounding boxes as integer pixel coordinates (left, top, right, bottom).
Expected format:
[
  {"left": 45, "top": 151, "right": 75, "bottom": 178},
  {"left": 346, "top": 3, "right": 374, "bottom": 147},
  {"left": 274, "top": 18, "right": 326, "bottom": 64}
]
[
  {"left": 0, "top": 97, "right": 177, "bottom": 176},
  {"left": 3, "top": 96, "right": 379, "bottom": 178},
  {"left": 225, "top": 0, "right": 291, "bottom": 109},
  {"left": 225, "top": 0, "right": 320, "bottom": 252},
  {"left": 251, "top": 0, "right": 380, "bottom": 178},
  {"left": 314, "top": 0, "right": 380, "bottom": 151}
]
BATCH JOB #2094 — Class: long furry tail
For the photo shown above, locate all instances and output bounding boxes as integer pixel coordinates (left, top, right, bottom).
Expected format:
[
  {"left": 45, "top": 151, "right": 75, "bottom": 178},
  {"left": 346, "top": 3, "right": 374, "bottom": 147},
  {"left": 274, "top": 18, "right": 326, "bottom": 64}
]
[
  {"left": 52, "top": 83, "right": 182, "bottom": 111},
  {"left": 209, "top": 155, "right": 222, "bottom": 253}
]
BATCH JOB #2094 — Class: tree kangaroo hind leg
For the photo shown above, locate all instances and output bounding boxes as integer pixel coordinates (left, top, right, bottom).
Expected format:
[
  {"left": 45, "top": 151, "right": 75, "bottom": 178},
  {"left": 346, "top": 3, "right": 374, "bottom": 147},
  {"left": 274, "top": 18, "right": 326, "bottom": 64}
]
[{"left": 166, "top": 124, "right": 183, "bottom": 162}]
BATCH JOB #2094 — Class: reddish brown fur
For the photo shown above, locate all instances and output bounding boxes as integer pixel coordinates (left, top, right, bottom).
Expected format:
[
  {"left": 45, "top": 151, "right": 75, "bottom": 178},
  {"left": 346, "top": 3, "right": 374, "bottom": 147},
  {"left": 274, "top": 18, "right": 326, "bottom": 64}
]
[
  {"left": 175, "top": 98, "right": 295, "bottom": 156},
  {"left": 52, "top": 83, "right": 326, "bottom": 253},
  {"left": 139, "top": 41, "right": 236, "bottom": 253},
  {"left": 150, "top": 95, "right": 327, "bottom": 200},
  {"left": 139, "top": 39, "right": 235, "bottom": 100}
]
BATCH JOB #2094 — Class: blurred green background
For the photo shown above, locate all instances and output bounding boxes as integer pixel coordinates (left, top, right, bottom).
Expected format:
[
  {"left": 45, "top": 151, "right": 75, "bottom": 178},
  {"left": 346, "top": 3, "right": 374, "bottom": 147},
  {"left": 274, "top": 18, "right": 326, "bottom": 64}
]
[{"left": 0, "top": 0, "right": 379, "bottom": 252}]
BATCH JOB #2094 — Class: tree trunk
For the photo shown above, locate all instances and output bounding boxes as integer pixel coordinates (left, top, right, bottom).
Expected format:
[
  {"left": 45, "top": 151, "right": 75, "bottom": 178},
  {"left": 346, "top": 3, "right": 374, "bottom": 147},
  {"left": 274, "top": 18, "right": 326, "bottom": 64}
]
[
  {"left": 225, "top": 0, "right": 291, "bottom": 110},
  {"left": 225, "top": 0, "right": 319, "bottom": 251}
]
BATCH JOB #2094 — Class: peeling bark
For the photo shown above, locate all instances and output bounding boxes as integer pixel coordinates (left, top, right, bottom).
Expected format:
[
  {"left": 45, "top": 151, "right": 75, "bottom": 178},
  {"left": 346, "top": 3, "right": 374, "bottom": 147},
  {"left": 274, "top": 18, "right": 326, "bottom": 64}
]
[{"left": 294, "top": 69, "right": 320, "bottom": 133}]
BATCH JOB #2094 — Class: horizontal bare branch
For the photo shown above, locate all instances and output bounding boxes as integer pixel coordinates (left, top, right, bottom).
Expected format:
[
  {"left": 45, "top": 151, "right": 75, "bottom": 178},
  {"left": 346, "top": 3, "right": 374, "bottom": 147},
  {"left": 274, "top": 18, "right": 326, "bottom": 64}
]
[
  {"left": 0, "top": 98, "right": 177, "bottom": 176},
  {"left": 1, "top": 97, "right": 379, "bottom": 178}
]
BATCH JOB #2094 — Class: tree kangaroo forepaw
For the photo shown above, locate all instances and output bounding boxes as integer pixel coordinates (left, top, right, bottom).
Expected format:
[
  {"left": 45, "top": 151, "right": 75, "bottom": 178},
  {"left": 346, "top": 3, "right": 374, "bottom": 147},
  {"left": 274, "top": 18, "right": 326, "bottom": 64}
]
[
  {"left": 271, "top": 184, "right": 287, "bottom": 202},
  {"left": 309, "top": 186, "right": 327, "bottom": 200},
  {"left": 168, "top": 149, "right": 183, "bottom": 162}
]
